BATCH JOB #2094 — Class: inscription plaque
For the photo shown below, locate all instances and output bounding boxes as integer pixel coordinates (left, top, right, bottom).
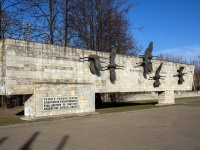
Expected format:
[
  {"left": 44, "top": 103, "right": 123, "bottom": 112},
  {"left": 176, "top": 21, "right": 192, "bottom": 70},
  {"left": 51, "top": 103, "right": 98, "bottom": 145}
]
[{"left": 43, "top": 96, "right": 79, "bottom": 111}]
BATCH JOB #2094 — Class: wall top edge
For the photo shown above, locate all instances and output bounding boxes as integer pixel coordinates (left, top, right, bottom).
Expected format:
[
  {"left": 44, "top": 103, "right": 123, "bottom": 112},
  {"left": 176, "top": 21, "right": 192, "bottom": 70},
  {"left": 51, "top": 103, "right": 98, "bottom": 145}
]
[
  {"left": 33, "top": 82, "right": 93, "bottom": 85},
  {"left": 1, "top": 38, "right": 194, "bottom": 66}
]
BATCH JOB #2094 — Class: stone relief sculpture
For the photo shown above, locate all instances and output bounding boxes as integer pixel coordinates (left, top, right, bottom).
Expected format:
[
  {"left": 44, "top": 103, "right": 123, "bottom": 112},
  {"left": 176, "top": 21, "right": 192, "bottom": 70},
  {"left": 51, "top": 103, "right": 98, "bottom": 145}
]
[
  {"left": 79, "top": 54, "right": 106, "bottom": 76},
  {"left": 135, "top": 41, "right": 157, "bottom": 79},
  {"left": 78, "top": 41, "right": 187, "bottom": 88},
  {"left": 103, "top": 47, "right": 124, "bottom": 84},
  {"left": 89, "top": 60, "right": 100, "bottom": 76},
  {"left": 149, "top": 62, "right": 166, "bottom": 87},
  {"left": 173, "top": 67, "right": 186, "bottom": 84}
]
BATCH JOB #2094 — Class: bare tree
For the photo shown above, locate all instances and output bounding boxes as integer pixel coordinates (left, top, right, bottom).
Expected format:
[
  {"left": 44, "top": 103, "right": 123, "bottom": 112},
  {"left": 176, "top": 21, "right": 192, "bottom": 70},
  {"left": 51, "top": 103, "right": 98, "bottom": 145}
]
[
  {"left": 192, "top": 56, "right": 200, "bottom": 91},
  {"left": 103, "top": 7, "right": 139, "bottom": 55},
  {"left": 0, "top": 0, "right": 24, "bottom": 39},
  {"left": 4, "top": 0, "right": 140, "bottom": 55},
  {"left": 157, "top": 53, "right": 188, "bottom": 64},
  {"left": 71, "top": 0, "right": 140, "bottom": 55},
  {"left": 22, "top": 0, "right": 60, "bottom": 44},
  {"left": 58, "top": 0, "right": 77, "bottom": 47}
]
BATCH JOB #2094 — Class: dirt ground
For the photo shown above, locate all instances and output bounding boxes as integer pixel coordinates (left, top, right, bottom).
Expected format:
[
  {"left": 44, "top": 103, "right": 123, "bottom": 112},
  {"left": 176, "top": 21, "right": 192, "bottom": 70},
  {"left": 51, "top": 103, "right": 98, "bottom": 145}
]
[{"left": 0, "top": 106, "right": 24, "bottom": 118}]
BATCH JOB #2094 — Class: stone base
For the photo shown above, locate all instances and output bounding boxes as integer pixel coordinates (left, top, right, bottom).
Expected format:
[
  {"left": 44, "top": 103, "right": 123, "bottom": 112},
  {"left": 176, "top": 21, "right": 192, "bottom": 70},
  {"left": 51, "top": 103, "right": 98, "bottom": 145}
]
[
  {"left": 24, "top": 83, "right": 95, "bottom": 118},
  {"left": 157, "top": 90, "right": 175, "bottom": 105},
  {"left": 21, "top": 112, "right": 99, "bottom": 121}
]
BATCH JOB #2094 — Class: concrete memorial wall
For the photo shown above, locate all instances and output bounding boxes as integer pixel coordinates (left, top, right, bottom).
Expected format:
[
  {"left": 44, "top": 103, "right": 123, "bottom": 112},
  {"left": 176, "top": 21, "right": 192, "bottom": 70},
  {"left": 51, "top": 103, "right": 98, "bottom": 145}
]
[{"left": 0, "top": 39, "right": 195, "bottom": 118}]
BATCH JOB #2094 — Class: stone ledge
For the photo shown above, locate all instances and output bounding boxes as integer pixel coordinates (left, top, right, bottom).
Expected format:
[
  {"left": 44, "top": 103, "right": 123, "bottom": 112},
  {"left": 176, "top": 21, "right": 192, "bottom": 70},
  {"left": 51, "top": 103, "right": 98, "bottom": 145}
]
[
  {"left": 33, "top": 81, "right": 93, "bottom": 84},
  {"left": 155, "top": 103, "right": 175, "bottom": 106},
  {"left": 20, "top": 112, "right": 99, "bottom": 121}
]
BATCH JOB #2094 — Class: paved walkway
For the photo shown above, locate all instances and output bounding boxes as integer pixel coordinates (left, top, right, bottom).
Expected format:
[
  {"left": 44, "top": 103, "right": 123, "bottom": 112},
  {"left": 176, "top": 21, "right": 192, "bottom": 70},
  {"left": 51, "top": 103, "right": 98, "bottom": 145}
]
[{"left": 0, "top": 102, "right": 200, "bottom": 150}]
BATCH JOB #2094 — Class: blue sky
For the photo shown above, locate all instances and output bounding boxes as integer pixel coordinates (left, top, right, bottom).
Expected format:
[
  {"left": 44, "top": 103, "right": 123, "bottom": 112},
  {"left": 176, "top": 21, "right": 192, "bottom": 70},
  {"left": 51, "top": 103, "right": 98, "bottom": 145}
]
[{"left": 127, "top": 0, "right": 200, "bottom": 60}]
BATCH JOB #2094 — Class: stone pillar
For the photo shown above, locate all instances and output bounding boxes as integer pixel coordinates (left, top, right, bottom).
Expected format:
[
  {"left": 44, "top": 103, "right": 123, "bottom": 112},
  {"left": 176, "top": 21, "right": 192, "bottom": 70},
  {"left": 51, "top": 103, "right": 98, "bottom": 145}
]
[
  {"left": 157, "top": 90, "right": 175, "bottom": 105},
  {"left": 24, "top": 95, "right": 35, "bottom": 117}
]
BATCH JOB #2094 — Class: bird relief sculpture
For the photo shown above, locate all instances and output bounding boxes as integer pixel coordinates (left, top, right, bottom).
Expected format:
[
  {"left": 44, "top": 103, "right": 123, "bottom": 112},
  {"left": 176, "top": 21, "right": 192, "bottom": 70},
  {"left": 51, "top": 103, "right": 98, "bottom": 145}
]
[
  {"left": 149, "top": 62, "right": 166, "bottom": 87},
  {"left": 173, "top": 67, "right": 187, "bottom": 84},
  {"left": 135, "top": 41, "right": 157, "bottom": 79},
  {"left": 79, "top": 54, "right": 107, "bottom": 77},
  {"left": 103, "top": 47, "right": 124, "bottom": 84}
]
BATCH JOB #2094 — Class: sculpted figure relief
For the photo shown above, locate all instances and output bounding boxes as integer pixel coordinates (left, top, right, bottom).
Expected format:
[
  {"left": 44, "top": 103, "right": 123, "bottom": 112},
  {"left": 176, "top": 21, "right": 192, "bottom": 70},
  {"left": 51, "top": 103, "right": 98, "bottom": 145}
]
[
  {"left": 173, "top": 67, "right": 187, "bottom": 84},
  {"left": 79, "top": 54, "right": 107, "bottom": 76},
  {"left": 135, "top": 41, "right": 157, "bottom": 79},
  {"left": 78, "top": 41, "right": 188, "bottom": 88},
  {"left": 103, "top": 47, "right": 124, "bottom": 84},
  {"left": 149, "top": 62, "right": 166, "bottom": 87}
]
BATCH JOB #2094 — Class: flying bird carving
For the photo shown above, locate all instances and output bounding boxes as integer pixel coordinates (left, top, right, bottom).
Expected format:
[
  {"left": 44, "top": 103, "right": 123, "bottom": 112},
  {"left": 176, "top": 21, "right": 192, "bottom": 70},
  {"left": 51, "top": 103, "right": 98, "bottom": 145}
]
[
  {"left": 103, "top": 47, "right": 124, "bottom": 84},
  {"left": 173, "top": 67, "right": 187, "bottom": 84},
  {"left": 149, "top": 62, "right": 166, "bottom": 87},
  {"left": 79, "top": 54, "right": 106, "bottom": 76},
  {"left": 135, "top": 41, "right": 157, "bottom": 79}
]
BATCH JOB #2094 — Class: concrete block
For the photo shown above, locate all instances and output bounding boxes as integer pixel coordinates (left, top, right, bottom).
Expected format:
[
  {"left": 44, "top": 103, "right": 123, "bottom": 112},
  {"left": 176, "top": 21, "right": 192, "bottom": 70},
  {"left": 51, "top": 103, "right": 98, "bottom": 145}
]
[{"left": 157, "top": 90, "right": 175, "bottom": 105}]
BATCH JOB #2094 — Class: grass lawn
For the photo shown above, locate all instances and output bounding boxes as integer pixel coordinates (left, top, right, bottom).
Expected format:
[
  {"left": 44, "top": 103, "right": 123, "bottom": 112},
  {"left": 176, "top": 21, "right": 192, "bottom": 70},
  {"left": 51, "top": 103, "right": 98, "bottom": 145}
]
[
  {"left": 95, "top": 100, "right": 173, "bottom": 114},
  {"left": 0, "top": 116, "right": 27, "bottom": 126},
  {"left": 1, "top": 97, "right": 200, "bottom": 127},
  {"left": 0, "top": 107, "right": 27, "bottom": 126}
]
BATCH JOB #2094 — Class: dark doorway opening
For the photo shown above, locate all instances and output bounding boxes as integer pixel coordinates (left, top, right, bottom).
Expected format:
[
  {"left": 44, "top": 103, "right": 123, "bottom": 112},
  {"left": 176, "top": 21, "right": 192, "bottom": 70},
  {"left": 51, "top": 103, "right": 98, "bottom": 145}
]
[
  {"left": 95, "top": 93, "right": 103, "bottom": 109},
  {"left": 95, "top": 93, "right": 158, "bottom": 110}
]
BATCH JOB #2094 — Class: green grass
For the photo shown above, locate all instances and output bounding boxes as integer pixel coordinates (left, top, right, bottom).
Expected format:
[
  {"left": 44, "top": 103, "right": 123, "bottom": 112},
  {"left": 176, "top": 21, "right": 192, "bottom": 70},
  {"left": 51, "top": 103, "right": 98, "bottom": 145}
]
[
  {"left": 1, "top": 98, "right": 199, "bottom": 127},
  {"left": 0, "top": 102, "right": 161, "bottom": 127},
  {"left": 175, "top": 96, "right": 200, "bottom": 100},
  {"left": 96, "top": 105, "right": 157, "bottom": 114},
  {"left": 0, "top": 116, "right": 27, "bottom": 126},
  {"left": 96, "top": 100, "right": 173, "bottom": 114}
]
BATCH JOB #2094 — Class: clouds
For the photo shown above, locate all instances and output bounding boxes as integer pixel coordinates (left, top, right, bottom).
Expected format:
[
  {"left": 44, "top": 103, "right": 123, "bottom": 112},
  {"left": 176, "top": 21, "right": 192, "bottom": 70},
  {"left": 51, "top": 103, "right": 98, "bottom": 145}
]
[{"left": 155, "top": 45, "right": 200, "bottom": 61}]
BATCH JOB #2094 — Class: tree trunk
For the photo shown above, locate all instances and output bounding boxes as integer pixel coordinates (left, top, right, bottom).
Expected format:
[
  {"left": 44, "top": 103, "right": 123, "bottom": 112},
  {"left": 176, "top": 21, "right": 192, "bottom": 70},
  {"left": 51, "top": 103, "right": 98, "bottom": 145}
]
[
  {"left": 64, "top": 0, "right": 69, "bottom": 47},
  {"left": 49, "top": 0, "right": 54, "bottom": 44},
  {"left": 1, "top": 96, "right": 7, "bottom": 109},
  {"left": 0, "top": 8, "right": 2, "bottom": 39}
]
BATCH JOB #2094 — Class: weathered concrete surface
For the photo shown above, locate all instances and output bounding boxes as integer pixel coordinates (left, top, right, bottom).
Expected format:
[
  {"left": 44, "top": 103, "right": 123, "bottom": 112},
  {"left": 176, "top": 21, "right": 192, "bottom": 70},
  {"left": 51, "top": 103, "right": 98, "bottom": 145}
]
[
  {"left": 0, "top": 39, "right": 194, "bottom": 95},
  {"left": 0, "top": 39, "right": 195, "bottom": 117},
  {"left": 1, "top": 101, "right": 200, "bottom": 150}
]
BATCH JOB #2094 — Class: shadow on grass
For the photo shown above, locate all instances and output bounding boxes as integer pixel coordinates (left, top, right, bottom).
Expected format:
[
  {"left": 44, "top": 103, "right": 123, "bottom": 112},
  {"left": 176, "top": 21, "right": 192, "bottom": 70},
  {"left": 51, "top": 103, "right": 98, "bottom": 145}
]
[
  {"left": 15, "top": 110, "right": 24, "bottom": 116},
  {"left": 95, "top": 101, "right": 160, "bottom": 114},
  {"left": 96, "top": 101, "right": 158, "bottom": 109}
]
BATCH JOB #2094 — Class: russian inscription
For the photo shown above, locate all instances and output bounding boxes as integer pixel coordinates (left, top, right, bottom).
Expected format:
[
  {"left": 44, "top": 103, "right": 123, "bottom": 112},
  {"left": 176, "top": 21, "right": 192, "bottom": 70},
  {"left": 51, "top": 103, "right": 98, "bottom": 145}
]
[{"left": 43, "top": 96, "right": 79, "bottom": 111}]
